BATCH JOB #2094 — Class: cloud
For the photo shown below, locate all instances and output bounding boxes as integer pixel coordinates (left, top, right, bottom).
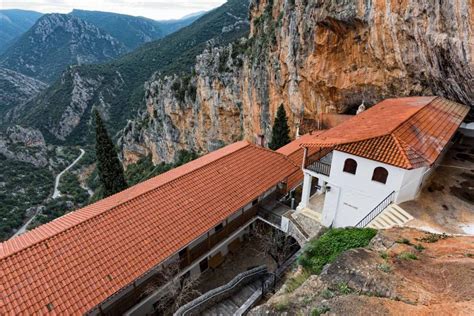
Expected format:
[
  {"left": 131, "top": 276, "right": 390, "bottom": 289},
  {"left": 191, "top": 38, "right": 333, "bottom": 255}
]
[{"left": 0, "top": 0, "right": 226, "bottom": 20}]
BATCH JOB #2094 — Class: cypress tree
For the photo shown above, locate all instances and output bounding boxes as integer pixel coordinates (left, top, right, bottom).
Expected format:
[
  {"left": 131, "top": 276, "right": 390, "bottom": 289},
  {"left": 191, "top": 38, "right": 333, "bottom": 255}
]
[
  {"left": 269, "top": 104, "right": 291, "bottom": 150},
  {"left": 94, "top": 110, "right": 128, "bottom": 197}
]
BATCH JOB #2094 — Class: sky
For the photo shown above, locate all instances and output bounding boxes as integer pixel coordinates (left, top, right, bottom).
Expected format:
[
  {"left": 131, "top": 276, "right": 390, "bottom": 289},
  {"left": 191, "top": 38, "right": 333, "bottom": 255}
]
[{"left": 0, "top": 0, "right": 227, "bottom": 20}]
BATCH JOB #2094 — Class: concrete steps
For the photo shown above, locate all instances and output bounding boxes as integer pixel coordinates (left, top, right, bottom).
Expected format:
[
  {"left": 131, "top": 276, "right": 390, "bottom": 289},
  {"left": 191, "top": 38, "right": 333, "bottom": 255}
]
[
  {"left": 201, "top": 281, "right": 261, "bottom": 316},
  {"left": 300, "top": 208, "right": 322, "bottom": 222},
  {"left": 367, "top": 204, "right": 414, "bottom": 229}
]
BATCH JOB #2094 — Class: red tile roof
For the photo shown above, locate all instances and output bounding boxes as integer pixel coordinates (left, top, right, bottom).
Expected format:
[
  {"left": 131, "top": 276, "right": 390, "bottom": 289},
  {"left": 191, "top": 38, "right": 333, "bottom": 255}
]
[
  {"left": 0, "top": 141, "right": 298, "bottom": 315},
  {"left": 277, "top": 132, "right": 323, "bottom": 189},
  {"left": 301, "top": 97, "right": 470, "bottom": 169}
]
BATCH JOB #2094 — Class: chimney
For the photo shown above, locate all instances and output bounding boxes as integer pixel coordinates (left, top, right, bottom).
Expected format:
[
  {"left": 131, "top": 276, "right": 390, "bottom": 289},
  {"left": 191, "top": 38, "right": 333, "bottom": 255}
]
[{"left": 256, "top": 134, "right": 265, "bottom": 147}]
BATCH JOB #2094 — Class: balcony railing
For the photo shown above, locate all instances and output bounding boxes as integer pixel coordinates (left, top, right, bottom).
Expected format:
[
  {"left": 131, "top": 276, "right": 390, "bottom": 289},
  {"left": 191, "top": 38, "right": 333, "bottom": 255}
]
[
  {"left": 307, "top": 161, "right": 331, "bottom": 176},
  {"left": 305, "top": 148, "right": 333, "bottom": 176}
]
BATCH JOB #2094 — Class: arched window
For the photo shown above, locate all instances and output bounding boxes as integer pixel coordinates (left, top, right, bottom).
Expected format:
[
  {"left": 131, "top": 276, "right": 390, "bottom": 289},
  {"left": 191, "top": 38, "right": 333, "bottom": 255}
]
[
  {"left": 372, "top": 167, "right": 389, "bottom": 184},
  {"left": 343, "top": 158, "right": 357, "bottom": 174}
]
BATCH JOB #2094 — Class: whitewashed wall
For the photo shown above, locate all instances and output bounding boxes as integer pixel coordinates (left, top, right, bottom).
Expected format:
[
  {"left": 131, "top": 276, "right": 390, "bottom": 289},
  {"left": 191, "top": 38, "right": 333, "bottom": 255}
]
[{"left": 322, "top": 151, "right": 424, "bottom": 227}]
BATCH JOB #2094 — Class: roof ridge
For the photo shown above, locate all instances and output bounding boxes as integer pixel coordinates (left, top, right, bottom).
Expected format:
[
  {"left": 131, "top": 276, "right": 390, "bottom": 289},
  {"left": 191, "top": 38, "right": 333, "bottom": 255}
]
[
  {"left": 252, "top": 143, "right": 301, "bottom": 169},
  {"left": 393, "top": 134, "right": 430, "bottom": 167},
  {"left": 389, "top": 96, "right": 439, "bottom": 134},
  {"left": 390, "top": 134, "right": 415, "bottom": 169},
  {"left": 301, "top": 96, "right": 438, "bottom": 149},
  {"left": 0, "top": 141, "right": 253, "bottom": 260}
]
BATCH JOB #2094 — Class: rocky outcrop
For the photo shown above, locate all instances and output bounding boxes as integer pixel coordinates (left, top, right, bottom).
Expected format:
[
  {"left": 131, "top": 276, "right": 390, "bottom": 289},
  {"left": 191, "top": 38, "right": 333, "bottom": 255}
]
[
  {"left": 0, "top": 67, "right": 47, "bottom": 114},
  {"left": 119, "top": 43, "right": 246, "bottom": 164},
  {"left": 0, "top": 13, "right": 127, "bottom": 82},
  {"left": 120, "top": 0, "right": 473, "bottom": 165},
  {"left": 249, "top": 228, "right": 474, "bottom": 315},
  {"left": 0, "top": 125, "right": 48, "bottom": 167}
]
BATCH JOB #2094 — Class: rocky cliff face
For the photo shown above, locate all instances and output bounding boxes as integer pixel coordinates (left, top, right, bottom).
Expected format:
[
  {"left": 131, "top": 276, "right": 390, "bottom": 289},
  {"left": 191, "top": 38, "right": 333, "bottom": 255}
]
[
  {"left": 120, "top": 0, "right": 473, "bottom": 165},
  {"left": 0, "top": 13, "right": 127, "bottom": 82},
  {"left": 0, "top": 67, "right": 47, "bottom": 115},
  {"left": 0, "top": 125, "right": 48, "bottom": 167}
]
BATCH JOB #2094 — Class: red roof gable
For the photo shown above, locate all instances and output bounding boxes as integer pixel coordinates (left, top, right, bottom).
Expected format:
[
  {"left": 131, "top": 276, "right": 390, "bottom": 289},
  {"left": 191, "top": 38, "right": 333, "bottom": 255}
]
[
  {"left": 301, "top": 97, "right": 469, "bottom": 169},
  {"left": 0, "top": 141, "right": 298, "bottom": 314}
]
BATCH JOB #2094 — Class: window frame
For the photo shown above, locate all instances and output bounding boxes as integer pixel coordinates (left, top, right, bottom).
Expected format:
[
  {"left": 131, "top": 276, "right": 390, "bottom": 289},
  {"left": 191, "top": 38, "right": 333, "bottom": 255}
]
[
  {"left": 342, "top": 158, "right": 358, "bottom": 175},
  {"left": 372, "top": 167, "right": 389, "bottom": 184}
]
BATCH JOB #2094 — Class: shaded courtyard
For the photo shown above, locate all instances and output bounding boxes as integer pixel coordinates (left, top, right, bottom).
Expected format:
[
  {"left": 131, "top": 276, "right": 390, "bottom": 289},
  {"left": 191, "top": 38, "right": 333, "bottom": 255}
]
[{"left": 401, "top": 136, "right": 474, "bottom": 235}]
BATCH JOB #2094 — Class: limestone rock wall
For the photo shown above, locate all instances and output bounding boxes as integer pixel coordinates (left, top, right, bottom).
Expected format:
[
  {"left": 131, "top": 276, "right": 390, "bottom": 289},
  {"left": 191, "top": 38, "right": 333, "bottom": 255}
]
[{"left": 120, "top": 0, "right": 473, "bottom": 165}]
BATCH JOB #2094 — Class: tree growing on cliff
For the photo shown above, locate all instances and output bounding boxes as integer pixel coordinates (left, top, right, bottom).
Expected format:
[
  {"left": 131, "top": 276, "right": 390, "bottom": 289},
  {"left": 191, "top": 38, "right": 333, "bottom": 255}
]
[
  {"left": 94, "top": 110, "right": 128, "bottom": 197},
  {"left": 269, "top": 104, "right": 291, "bottom": 150}
]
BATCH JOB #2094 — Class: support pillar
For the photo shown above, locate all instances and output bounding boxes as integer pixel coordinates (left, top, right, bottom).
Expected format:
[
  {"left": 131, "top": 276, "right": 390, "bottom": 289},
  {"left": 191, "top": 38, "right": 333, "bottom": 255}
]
[{"left": 299, "top": 172, "right": 312, "bottom": 209}]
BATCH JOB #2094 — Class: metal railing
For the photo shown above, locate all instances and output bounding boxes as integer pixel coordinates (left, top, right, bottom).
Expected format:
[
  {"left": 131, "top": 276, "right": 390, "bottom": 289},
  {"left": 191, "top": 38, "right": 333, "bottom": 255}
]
[
  {"left": 174, "top": 266, "right": 268, "bottom": 316},
  {"left": 355, "top": 191, "right": 396, "bottom": 228},
  {"left": 307, "top": 161, "right": 331, "bottom": 176},
  {"left": 305, "top": 148, "right": 333, "bottom": 176},
  {"left": 257, "top": 207, "right": 282, "bottom": 228}
]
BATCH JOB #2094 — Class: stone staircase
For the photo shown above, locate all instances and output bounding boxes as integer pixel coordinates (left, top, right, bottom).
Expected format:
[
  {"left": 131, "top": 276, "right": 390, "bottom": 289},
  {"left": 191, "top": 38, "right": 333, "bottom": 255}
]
[
  {"left": 367, "top": 204, "right": 414, "bottom": 229},
  {"left": 201, "top": 280, "right": 261, "bottom": 316}
]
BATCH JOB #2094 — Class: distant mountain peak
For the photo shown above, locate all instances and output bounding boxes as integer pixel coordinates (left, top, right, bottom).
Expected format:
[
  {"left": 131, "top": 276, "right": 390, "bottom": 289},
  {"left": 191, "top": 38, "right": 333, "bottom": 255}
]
[{"left": 0, "top": 13, "right": 127, "bottom": 82}]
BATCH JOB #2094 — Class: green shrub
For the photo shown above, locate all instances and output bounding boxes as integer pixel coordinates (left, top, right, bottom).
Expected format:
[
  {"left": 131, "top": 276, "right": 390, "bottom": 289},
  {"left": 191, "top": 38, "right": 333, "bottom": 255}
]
[
  {"left": 398, "top": 252, "right": 418, "bottom": 260},
  {"left": 337, "top": 282, "right": 353, "bottom": 294},
  {"left": 321, "top": 288, "right": 334, "bottom": 299},
  {"left": 416, "top": 233, "right": 448, "bottom": 243},
  {"left": 396, "top": 238, "right": 412, "bottom": 245},
  {"left": 298, "top": 228, "right": 377, "bottom": 274},
  {"left": 274, "top": 297, "right": 289, "bottom": 311},
  {"left": 377, "top": 263, "right": 392, "bottom": 273},
  {"left": 311, "top": 305, "right": 330, "bottom": 316},
  {"left": 414, "top": 244, "right": 425, "bottom": 252},
  {"left": 285, "top": 270, "right": 310, "bottom": 293}
]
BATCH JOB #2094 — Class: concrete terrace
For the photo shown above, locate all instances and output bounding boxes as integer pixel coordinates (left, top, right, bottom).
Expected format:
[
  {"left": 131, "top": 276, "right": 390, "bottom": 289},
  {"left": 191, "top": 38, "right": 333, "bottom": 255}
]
[{"left": 401, "top": 136, "right": 474, "bottom": 235}]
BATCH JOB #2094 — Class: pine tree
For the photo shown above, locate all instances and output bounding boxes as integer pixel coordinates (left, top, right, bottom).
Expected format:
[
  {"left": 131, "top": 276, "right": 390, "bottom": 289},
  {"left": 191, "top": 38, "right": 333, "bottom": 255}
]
[
  {"left": 269, "top": 104, "right": 291, "bottom": 150},
  {"left": 94, "top": 110, "right": 128, "bottom": 197}
]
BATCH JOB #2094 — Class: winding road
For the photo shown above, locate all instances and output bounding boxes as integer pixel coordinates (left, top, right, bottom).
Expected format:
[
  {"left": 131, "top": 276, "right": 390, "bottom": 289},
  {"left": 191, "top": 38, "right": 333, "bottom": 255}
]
[
  {"left": 12, "top": 148, "right": 85, "bottom": 238},
  {"left": 52, "top": 148, "right": 85, "bottom": 199}
]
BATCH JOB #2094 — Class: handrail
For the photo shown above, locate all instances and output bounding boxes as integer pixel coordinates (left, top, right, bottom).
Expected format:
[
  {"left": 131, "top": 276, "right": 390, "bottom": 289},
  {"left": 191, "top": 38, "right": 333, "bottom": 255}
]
[
  {"left": 355, "top": 191, "right": 395, "bottom": 228},
  {"left": 174, "top": 266, "right": 267, "bottom": 316},
  {"left": 307, "top": 160, "right": 331, "bottom": 176}
]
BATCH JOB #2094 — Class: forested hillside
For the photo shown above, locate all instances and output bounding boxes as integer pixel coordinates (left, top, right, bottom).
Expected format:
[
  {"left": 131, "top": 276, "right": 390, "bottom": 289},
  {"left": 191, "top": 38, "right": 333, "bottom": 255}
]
[{"left": 12, "top": 0, "right": 250, "bottom": 143}]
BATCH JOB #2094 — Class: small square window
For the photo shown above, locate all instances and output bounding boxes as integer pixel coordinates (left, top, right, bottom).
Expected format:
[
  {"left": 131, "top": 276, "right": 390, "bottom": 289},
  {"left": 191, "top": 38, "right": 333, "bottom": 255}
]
[{"left": 215, "top": 223, "right": 224, "bottom": 232}]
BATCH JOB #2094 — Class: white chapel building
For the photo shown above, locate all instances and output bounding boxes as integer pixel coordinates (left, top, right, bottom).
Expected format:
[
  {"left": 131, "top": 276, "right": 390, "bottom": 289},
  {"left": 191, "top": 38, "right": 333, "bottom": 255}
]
[{"left": 296, "top": 96, "right": 470, "bottom": 228}]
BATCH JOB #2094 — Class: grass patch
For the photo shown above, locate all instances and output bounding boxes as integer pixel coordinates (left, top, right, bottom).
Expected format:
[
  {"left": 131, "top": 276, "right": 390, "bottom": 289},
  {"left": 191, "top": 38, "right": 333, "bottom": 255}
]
[
  {"left": 274, "top": 297, "right": 289, "bottom": 311},
  {"left": 337, "top": 282, "right": 353, "bottom": 295},
  {"left": 416, "top": 232, "right": 449, "bottom": 243},
  {"left": 321, "top": 288, "right": 335, "bottom": 299},
  {"left": 398, "top": 252, "right": 418, "bottom": 260},
  {"left": 377, "top": 263, "right": 392, "bottom": 273},
  {"left": 414, "top": 244, "right": 425, "bottom": 252},
  {"left": 311, "top": 305, "right": 330, "bottom": 316},
  {"left": 285, "top": 270, "right": 311, "bottom": 293},
  {"left": 396, "top": 238, "right": 412, "bottom": 245},
  {"left": 380, "top": 251, "right": 388, "bottom": 259},
  {"left": 298, "top": 228, "right": 377, "bottom": 274}
]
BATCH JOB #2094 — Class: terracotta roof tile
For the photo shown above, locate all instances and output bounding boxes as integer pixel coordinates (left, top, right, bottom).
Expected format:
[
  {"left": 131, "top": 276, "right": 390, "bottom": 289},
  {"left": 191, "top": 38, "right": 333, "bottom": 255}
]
[
  {"left": 277, "top": 132, "right": 323, "bottom": 189},
  {"left": 0, "top": 141, "right": 298, "bottom": 314},
  {"left": 302, "top": 97, "right": 469, "bottom": 169}
]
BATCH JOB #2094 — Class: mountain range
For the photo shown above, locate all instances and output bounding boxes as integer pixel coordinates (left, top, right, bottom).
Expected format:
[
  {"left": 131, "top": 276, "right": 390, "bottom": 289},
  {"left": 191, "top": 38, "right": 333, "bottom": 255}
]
[
  {"left": 8, "top": 0, "right": 250, "bottom": 143},
  {"left": 0, "top": 9, "right": 43, "bottom": 54},
  {"left": 0, "top": 9, "right": 204, "bottom": 83}
]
